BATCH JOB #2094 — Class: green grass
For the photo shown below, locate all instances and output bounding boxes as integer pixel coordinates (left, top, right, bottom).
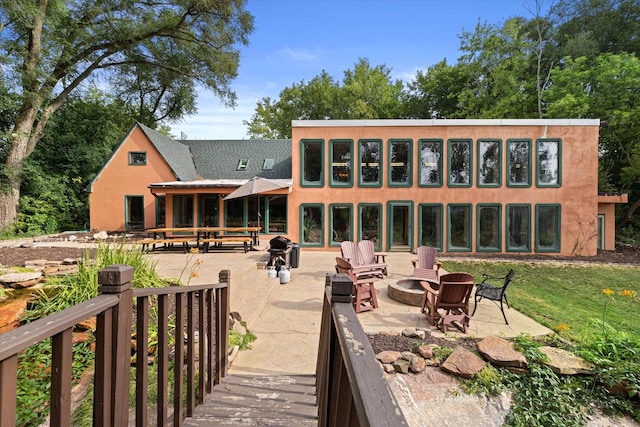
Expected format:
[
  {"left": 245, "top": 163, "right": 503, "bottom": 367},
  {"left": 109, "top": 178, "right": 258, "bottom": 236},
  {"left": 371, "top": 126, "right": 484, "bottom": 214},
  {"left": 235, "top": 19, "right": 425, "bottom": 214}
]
[{"left": 441, "top": 260, "right": 640, "bottom": 341}]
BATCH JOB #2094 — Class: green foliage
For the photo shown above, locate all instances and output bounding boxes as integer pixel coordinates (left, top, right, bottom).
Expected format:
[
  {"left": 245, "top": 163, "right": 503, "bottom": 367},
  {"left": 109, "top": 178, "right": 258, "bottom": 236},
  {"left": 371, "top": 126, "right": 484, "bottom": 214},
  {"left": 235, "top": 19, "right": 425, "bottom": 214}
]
[
  {"left": 432, "top": 345, "right": 453, "bottom": 364},
  {"left": 229, "top": 324, "right": 257, "bottom": 351},
  {"left": 461, "top": 364, "right": 507, "bottom": 396}
]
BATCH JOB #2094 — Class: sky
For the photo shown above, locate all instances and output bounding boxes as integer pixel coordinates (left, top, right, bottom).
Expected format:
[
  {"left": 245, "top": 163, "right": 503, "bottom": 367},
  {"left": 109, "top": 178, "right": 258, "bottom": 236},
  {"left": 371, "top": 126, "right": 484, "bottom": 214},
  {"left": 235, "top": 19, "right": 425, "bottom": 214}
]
[{"left": 169, "top": 0, "right": 543, "bottom": 140}]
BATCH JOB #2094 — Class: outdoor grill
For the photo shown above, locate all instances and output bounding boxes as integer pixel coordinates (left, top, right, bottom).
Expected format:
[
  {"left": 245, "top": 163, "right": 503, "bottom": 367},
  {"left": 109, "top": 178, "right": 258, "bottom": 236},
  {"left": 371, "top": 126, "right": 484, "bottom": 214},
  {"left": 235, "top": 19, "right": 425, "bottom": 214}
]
[{"left": 268, "top": 236, "right": 292, "bottom": 270}]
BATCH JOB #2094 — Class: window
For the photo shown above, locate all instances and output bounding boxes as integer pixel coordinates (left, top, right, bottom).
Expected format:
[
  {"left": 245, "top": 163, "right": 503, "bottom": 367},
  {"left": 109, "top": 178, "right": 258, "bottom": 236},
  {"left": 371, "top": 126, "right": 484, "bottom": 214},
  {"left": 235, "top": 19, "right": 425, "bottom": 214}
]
[
  {"left": 155, "top": 195, "right": 165, "bottom": 227},
  {"left": 389, "top": 139, "right": 412, "bottom": 186},
  {"left": 448, "top": 204, "right": 472, "bottom": 251},
  {"left": 448, "top": 139, "right": 472, "bottom": 187},
  {"left": 330, "top": 204, "right": 352, "bottom": 245},
  {"left": 419, "top": 139, "right": 442, "bottom": 187},
  {"left": 597, "top": 214, "right": 605, "bottom": 250},
  {"left": 477, "top": 139, "right": 501, "bottom": 187},
  {"left": 173, "top": 195, "right": 194, "bottom": 228},
  {"left": 359, "top": 204, "right": 382, "bottom": 250},
  {"left": 358, "top": 139, "right": 382, "bottom": 187},
  {"left": 536, "top": 204, "right": 561, "bottom": 252},
  {"left": 262, "top": 159, "right": 274, "bottom": 171},
  {"left": 128, "top": 151, "right": 147, "bottom": 165},
  {"left": 330, "top": 139, "right": 353, "bottom": 187},
  {"left": 507, "top": 139, "right": 531, "bottom": 187},
  {"left": 419, "top": 204, "right": 443, "bottom": 250},
  {"left": 301, "top": 204, "right": 324, "bottom": 246},
  {"left": 267, "top": 195, "right": 287, "bottom": 233},
  {"left": 224, "top": 198, "right": 244, "bottom": 227},
  {"left": 236, "top": 158, "right": 249, "bottom": 171},
  {"left": 301, "top": 139, "right": 324, "bottom": 187},
  {"left": 477, "top": 204, "right": 501, "bottom": 252},
  {"left": 507, "top": 204, "right": 530, "bottom": 251},
  {"left": 537, "top": 139, "right": 561, "bottom": 187},
  {"left": 125, "top": 196, "right": 144, "bottom": 230}
]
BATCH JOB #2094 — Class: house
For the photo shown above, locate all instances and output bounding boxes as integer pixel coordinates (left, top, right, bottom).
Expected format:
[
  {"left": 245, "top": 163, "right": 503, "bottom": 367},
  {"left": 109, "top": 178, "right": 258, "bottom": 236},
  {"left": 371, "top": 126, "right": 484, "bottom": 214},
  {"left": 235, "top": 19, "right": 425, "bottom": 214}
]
[{"left": 88, "top": 120, "right": 626, "bottom": 256}]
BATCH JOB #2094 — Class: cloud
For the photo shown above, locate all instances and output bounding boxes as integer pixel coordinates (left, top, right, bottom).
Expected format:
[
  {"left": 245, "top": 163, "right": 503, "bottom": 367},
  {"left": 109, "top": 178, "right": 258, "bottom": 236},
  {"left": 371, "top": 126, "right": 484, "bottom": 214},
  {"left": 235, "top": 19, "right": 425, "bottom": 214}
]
[{"left": 279, "top": 46, "right": 322, "bottom": 63}]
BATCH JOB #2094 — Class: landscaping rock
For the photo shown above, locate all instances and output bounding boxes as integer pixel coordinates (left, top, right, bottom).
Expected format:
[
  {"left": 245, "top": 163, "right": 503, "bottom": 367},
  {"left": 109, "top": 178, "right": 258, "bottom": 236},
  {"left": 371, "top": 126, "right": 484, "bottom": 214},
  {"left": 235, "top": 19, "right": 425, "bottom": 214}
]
[
  {"left": 0, "top": 299, "right": 27, "bottom": 333},
  {"left": 393, "top": 357, "right": 411, "bottom": 374},
  {"left": 376, "top": 350, "right": 401, "bottom": 364},
  {"left": 0, "top": 271, "right": 43, "bottom": 289},
  {"left": 477, "top": 336, "right": 528, "bottom": 369},
  {"left": 539, "top": 346, "right": 595, "bottom": 375},
  {"left": 402, "top": 327, "right": 426, "bottom": 340},
  {"left": 417, "top": 345, "right": 433, "bottom": 359},
  {"left": 440, "top": 347, "right": 486, "bottom": 379},
  {"left": 410, "top": 356, "right": 427, "bottom": 373}
]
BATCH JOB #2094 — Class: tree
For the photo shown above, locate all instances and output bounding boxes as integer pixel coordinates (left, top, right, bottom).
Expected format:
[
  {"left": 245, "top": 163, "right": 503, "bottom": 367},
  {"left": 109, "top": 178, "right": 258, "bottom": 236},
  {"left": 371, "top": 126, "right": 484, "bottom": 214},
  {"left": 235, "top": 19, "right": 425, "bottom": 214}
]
[
  {"left": 0, "top": 0, "right": 254, "bottom": 229},
  {"left": 245, "top": 58, "right": 404, "bottom": 139}
]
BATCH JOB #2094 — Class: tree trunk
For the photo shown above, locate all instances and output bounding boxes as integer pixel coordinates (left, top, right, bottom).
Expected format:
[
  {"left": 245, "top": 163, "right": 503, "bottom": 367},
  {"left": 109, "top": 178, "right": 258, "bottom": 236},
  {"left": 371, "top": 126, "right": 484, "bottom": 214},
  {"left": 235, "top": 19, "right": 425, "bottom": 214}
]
[{"left": 0, "top": 114, "right": 37, "bottom": 230}]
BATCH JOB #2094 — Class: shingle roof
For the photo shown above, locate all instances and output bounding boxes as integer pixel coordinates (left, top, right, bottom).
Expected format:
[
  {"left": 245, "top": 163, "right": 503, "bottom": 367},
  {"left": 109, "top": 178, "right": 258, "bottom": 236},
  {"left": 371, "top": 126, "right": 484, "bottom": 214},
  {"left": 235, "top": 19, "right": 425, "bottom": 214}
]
[
  {"left": 182, "top": 139, "right": 292, "bottom": 180},
  {"left": 138, "top": 123, "right": 198, "bottom": 181}
]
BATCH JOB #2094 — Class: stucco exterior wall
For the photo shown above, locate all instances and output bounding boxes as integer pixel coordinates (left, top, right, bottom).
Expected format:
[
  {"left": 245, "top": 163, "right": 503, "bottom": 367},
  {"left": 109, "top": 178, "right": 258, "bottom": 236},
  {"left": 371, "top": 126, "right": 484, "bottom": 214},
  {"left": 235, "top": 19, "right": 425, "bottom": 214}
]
[
  {"left": 290, "top": 121, "right": 600, "bottom": 256},
  {"left": 88, "top": 126, "right": 176, "bottom": 231}
]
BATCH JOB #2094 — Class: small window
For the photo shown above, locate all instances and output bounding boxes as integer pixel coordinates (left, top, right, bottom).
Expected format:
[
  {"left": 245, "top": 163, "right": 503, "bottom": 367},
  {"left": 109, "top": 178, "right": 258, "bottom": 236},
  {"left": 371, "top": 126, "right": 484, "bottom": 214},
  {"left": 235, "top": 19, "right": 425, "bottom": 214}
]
[
  {"left": 448, "top": 139, "right": 472, "bottom": 187},
  {"left": 536, "top": 139, "right": 561, "bottom": 187},
  {"left": 419, "top": 139, "right": 442, "bottom": 187},
  {"left": 389, "top": 139, "right": 412, "bottom": 187},
  {"left": 129, "top": 152, "right": 147, "bottom": 165},
  {"left": 237, "top": 159, "right": 249, "bottom": 171},
  {"left": 507, "top": 139, "right": 531, "bottom": 187},
  {"left": 301, "top": 139, "right": 324, "bottom": 187},
  {"left": 507, "top": 204, "right": 531, "bottom": 252},
  {"left": 262, "top": 159, "right": 274, "bottom": 170},
  {"left": 448, "top": 204, "right": 472, "bottom": 252},
  {"left": 477, "top": 139, "right": 501, "bottom": 187},
  {"left": 536, "top": 204, "right": 561, "bottom": 252},
  {"left": 358, "top": 139, "right": 382, "bottom": 187},
  {"left": 330, "top": 139, "right": 353, "bottom": 187}
]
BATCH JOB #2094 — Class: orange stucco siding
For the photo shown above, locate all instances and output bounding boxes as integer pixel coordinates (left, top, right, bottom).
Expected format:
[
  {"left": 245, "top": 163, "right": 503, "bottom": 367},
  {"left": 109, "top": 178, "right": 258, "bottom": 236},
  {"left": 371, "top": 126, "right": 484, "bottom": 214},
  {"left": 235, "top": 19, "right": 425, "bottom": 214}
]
[
  {"left": 290, "top": 122, "right": 600, "bottom": 256},
  {"left": 88, "top": 126, "right": 176, "bottom": 231}
]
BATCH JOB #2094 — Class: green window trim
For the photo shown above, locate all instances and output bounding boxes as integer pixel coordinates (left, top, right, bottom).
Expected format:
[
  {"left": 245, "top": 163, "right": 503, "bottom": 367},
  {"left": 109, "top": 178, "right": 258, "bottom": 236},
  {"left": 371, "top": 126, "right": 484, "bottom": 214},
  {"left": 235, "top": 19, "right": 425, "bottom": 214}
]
[
  {"left": 124, "top": 195, "right": 145, "bottom": 231},
  {"left": 329, "top": 203, "right": 354, "bottom": 246},
  {"left": 300, "top": 204, "right": 324, "bottom": 247},
  {"left": 447, "top": 139, "right": 473, "bottom": 188},
  {"left": 418, "top": 139, "right": 443, "bottom": 187},
  {"left": 535, "top": 204, "right": 561, "bottom": 253},
  {"left": 388, "top": 139, "right": 413, "bottom": 187},
  {"left": 477, "top": 139, "right": 502, "bottom": 188},
  {"left": 536, "top": 138, "right": 562, "bottom": 187},
  {"left": 329, "top": 139, "right": 354, "bottom": 188},
  {"left": 300, "top": 139, "right": 325, "bottom": 188},
  {"left": 358, "top": 203, "right": 383, "bottom": 251},
  {"left": 476, "top": 204, "right": 502, "bottom": 252},
  {"left": 128, "top": 151, "right": 147, "bottom": 165},
  {"left": 447, "top": 204, "right": 472, "bottom": 252},
  {"left": 506, "top": 204, "right": 531, "bottom": 252},
  {"left": 418, "top": 203, "right": 443, "bottom": 251},
  {"left": 507, "top": 139, "right": 532, "bottom": 188},
  {"left": 358, "top": 139, "right": 383, "bottom": 187}
]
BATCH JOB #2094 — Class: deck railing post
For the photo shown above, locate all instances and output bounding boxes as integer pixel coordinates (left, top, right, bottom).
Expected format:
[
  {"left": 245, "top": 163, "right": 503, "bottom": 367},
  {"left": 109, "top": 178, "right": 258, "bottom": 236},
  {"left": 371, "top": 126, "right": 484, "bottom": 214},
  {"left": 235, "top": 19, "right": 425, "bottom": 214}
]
[
  {"left": 95, "top": 265, "right": 134, "bottom": 427},
  {"left": 216, "top": 270, "right": 230, "bottom": 380}
]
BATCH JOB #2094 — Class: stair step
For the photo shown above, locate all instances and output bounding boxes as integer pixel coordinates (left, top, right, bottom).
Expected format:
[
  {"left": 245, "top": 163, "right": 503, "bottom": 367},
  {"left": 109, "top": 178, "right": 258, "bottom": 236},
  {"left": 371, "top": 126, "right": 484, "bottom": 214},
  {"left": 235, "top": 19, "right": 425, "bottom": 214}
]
[{"left": 183, "top": 375, "right": 317, "bottom": 426}]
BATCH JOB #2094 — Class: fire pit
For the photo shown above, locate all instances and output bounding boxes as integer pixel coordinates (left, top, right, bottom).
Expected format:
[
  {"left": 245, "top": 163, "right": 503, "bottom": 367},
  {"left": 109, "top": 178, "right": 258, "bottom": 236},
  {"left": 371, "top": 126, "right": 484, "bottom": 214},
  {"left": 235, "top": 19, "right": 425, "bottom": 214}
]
[{"left": 387, "top": 278, "right": 426, "bottom": 307}]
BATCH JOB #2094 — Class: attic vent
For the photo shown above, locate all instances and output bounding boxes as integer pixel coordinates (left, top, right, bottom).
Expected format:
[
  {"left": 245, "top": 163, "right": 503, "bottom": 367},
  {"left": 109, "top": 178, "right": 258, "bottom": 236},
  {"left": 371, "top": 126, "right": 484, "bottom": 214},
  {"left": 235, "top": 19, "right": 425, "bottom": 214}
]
[
  {"left": 262, "top": 159, "right": 274, "bottom": 170},
  {"left": 237, "top": 158, "right": 249, "bottom": 171}
]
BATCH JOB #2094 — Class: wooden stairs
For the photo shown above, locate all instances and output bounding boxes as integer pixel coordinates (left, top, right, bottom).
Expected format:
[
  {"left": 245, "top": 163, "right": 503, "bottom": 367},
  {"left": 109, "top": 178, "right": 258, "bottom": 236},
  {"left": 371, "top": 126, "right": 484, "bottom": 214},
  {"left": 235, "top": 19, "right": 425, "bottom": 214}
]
[{"left": 182, "top": 374, "right": 318, "bottom": 426}]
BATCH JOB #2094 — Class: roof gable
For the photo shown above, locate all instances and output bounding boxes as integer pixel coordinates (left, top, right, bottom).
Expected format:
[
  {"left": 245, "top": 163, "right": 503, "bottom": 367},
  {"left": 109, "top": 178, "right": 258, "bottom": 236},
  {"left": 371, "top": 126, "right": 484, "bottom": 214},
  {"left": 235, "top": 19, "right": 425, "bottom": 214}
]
[{"left": 138, "top": 123, "right": 198, "bottom": 181}]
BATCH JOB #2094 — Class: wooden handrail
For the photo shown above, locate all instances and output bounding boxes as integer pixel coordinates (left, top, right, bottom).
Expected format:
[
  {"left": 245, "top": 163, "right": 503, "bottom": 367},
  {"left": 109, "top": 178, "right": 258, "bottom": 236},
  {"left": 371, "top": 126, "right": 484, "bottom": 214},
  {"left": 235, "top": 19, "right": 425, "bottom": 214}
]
[
  {"left": 316, "top": 274, "right": 409, "bottom": 427},
  {"left": 0, "top": 266, "right": 230, "bottom": 427}
]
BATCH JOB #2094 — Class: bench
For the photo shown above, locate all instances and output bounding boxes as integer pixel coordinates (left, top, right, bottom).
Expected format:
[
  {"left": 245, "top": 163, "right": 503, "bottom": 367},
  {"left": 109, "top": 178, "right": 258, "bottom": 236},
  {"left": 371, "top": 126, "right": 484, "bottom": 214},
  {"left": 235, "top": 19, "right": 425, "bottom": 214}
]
[
  {"left": 139, "top": 237, "right": 193, "bottom": 253},
  {"left": 201, "top": 236, "right": 253, "bottom": 253}
]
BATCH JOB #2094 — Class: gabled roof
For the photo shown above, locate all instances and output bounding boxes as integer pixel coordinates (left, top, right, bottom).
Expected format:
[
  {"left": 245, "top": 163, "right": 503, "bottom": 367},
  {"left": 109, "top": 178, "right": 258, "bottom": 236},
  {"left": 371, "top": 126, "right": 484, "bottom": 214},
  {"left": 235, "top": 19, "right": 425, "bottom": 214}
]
[
  {"left": 138, "top": 123, "right": 198, "bottom": 181},
  {"left": 182, "top": 139, "right": 292, "bottom": 180}
]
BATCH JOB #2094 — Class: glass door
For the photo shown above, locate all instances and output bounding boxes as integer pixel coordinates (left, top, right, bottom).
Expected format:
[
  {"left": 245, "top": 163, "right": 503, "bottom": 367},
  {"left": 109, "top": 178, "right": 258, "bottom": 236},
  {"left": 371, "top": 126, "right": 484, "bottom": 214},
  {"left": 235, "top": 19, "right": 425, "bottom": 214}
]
[{"left": 387, "top": 202, "right": 413, "bottom": 251}]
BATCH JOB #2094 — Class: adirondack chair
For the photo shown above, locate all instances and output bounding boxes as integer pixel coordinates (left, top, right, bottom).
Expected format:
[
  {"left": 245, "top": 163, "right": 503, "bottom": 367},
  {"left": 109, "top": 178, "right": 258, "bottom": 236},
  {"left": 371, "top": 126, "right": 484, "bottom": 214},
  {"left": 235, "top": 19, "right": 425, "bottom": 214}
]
[
  {"left": 472, "top": 269, "right": 515, "bottom": 324},
  {"left": 357, "top": 240, "right": 388, "bottom": 276},
  {"left": 340, "top": 241, "right": 385, "bottom": 278},
  {"left": 422, "top": 272, "right": 474, "bottom": 333},
  {"left": 410, "top": 246, "right": 438, "bottom": 282},
  {"left": 335, "top": 257, "right": 380, "bottom": 313}
]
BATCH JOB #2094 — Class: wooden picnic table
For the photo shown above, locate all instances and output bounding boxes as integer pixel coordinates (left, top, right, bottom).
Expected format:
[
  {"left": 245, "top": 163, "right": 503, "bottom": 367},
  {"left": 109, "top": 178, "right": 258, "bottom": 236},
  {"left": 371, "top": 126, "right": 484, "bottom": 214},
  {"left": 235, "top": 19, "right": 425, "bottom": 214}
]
[{"left": 144, "top": 226, "right": 262, "bottom": 249}]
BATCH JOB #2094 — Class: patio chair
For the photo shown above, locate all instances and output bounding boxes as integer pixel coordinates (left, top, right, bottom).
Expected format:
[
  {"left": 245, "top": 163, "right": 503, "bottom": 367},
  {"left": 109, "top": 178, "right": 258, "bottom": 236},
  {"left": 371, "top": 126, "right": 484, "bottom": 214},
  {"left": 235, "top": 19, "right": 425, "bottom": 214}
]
[
  {"left": 335, "top": 257, "right": 380, "bottom": 313},
  {"left": 422, "top": 272, "right": 474, "bottom": 333},
  {"left": 472, "top": 269, "right": 515, "bottom": 325},
  {"left": 357, "top": 239, "right": 388, "bottom": 276},
  {"left": 410, "top": 245, "right": 438, "bottom": 282},
  {"left": 340, "top": 241, "right": 364, "bottom": 265}
]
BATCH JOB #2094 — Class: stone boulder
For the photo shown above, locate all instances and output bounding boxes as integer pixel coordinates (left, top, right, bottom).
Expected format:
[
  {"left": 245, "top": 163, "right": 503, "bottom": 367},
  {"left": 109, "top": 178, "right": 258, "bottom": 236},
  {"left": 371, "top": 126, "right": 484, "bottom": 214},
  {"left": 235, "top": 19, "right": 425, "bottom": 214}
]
[
  {"left": 377, "top": 350, "right": 401, "bottom": 364},
  {"left": 539, "top": 346, "right": 595, "bottom": 375},
  {"left": 477, "top": 336, "right": 528, "bottom": 369},
  {"left": 440, "top": 347, "right": 486, "bottom": 379},
  {"left": 0, "top": 271, "right": 43, "bottom": 289},
  {"left": 0, "top": 299, "right": 27, "bottom": 333}
]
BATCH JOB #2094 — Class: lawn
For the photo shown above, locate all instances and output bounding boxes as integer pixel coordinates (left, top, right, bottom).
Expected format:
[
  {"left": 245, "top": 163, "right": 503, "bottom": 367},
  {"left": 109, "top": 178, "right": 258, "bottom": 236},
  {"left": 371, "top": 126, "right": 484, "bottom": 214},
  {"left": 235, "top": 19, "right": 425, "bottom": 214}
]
[{"left": 441, "top": 260, "right": 640, "bottom": 341}]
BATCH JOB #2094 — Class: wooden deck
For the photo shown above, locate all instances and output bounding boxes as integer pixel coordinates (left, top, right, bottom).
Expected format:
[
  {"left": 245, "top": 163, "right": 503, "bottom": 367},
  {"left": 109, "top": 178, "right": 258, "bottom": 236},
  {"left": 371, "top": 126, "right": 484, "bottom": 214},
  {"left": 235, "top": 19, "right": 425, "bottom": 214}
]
[{"left": 182, "top": 374, "right": 318, "bottom": 426}]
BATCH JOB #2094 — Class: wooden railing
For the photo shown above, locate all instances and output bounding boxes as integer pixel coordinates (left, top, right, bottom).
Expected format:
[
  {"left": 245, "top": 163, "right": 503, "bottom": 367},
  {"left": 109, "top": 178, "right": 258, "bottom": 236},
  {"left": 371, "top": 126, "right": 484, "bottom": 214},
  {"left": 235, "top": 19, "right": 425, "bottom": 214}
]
[
  {"left": 0, "top": 265, "right": 230, "bottom": 427},
  {"left": 316, "top": 273, "right": 409, "bottom": 427}
]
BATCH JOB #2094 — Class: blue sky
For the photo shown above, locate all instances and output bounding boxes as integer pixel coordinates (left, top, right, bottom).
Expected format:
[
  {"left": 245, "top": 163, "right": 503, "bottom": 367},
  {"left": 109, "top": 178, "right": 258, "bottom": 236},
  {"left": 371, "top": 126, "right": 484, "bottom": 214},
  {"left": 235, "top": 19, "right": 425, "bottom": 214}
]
[{"left": 170, "top": 0, "right": 542, "bottom": 140}]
